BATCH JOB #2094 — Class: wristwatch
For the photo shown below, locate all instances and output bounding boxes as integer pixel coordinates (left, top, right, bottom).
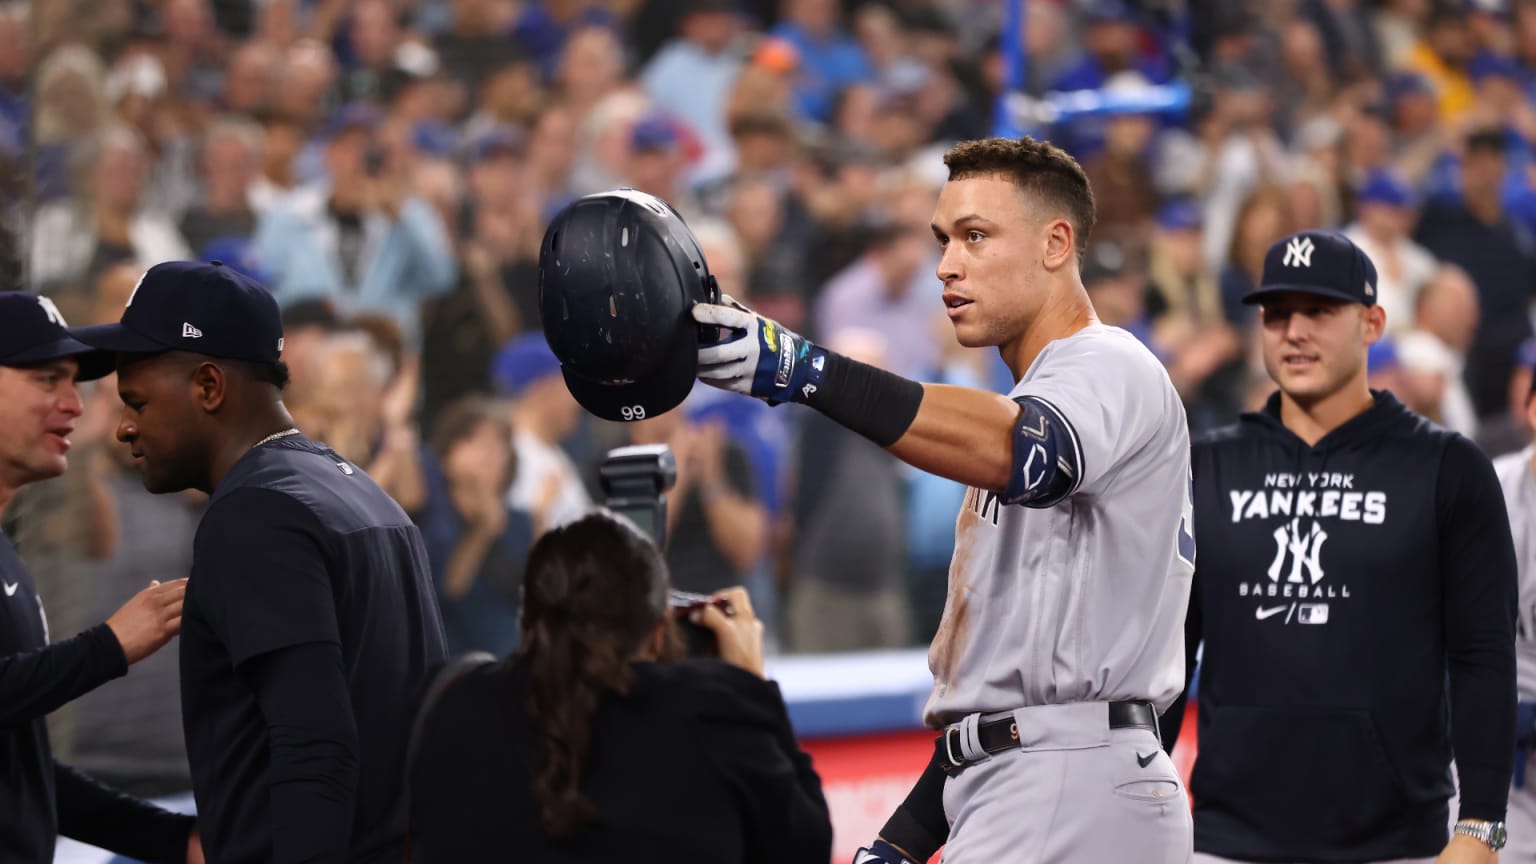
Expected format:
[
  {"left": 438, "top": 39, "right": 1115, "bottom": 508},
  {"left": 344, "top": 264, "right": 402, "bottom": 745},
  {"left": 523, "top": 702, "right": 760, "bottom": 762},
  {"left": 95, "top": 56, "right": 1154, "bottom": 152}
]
[{"left": 1454, "top": 818, "right": 1508, "bottom": 851}]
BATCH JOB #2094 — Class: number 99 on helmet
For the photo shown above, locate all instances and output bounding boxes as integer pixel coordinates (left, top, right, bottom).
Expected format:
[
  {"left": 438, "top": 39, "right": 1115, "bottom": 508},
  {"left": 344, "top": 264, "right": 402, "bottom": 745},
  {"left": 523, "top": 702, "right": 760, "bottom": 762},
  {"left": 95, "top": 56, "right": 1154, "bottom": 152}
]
[{"left": 537, "top": 188, "right": 721, "bottom": 422}]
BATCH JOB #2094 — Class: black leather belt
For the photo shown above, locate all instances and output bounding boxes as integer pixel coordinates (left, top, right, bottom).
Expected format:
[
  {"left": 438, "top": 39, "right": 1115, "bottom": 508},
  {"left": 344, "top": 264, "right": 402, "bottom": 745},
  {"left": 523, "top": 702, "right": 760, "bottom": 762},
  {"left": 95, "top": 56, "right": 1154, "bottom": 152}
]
[{"left": 936, "top": 701, "right": 1159, "bottom": 773}]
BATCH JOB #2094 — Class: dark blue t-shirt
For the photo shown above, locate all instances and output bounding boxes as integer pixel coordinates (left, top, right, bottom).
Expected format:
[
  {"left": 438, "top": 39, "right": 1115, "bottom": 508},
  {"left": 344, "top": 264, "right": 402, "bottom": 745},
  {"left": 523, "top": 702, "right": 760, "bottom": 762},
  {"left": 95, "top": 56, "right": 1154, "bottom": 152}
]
[{"left": 181, "top": 435, "right": 446, "bottom": 863}]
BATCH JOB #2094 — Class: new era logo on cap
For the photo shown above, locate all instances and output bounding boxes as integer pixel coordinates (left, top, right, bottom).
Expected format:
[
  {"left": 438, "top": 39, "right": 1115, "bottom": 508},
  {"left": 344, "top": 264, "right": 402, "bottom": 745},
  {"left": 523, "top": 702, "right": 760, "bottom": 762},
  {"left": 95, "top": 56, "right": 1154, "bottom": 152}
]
[{"left": 73, "top": 261, "right": 283, "bottom": 364}]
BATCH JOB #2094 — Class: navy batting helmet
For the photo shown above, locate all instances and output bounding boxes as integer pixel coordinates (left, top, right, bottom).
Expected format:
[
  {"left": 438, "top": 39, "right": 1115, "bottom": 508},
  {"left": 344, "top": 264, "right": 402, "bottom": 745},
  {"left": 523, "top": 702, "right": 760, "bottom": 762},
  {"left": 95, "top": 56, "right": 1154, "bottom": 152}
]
[{"left": 538, "top": 189, "right": 720, "bottom": 422}]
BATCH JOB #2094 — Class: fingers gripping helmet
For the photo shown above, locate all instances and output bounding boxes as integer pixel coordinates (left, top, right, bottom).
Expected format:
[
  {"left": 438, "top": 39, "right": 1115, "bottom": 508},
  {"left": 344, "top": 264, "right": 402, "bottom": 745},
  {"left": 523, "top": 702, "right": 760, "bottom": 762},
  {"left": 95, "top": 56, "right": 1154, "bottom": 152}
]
[{"left": 538, "top": 189, "right": 720, "bottom": 422}]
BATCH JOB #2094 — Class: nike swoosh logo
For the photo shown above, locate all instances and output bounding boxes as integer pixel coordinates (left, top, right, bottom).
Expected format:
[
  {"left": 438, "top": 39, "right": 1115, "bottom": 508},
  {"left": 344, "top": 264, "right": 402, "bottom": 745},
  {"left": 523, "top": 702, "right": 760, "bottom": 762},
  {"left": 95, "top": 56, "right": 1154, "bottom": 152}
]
[
  {"left": 1255, "top": 605, "right": 1288, "bottom": 620},
  {"left": 3, "top": 581, "right": 18, "bottom": 597},
  {"left": 1137, "top": 751, "right": 1158, "bottom": 768}
]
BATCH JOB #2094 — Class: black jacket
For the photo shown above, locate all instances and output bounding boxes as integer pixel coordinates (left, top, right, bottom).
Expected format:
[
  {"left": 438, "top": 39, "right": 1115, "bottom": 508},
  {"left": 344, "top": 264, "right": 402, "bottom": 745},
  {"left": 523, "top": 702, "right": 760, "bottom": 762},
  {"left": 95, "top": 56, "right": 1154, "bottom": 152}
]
[
  {"left": 0, "top": 532, "right": 194, "bottom": 864},
  {"left": 1167, "top": 391, "right": 1517, "bottom": 862},
  {"left": 408, "top": 657, "right": 832, "bottom": 863}
]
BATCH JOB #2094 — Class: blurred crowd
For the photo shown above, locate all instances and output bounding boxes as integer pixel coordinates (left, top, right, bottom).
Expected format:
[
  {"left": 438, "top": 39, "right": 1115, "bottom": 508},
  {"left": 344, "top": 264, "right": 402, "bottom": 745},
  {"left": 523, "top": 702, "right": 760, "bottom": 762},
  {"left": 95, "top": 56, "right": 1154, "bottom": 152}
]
[{"left": 7, "top": 0, "right": 1536, "bottom": 800}]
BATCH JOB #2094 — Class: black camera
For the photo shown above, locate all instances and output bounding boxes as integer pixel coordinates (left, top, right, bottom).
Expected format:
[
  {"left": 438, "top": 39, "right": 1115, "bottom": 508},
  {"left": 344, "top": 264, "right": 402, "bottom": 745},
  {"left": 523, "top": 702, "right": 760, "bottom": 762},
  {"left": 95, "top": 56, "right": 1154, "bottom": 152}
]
[{"left": 598, "top": 445, "right": 722, "bottom": 656}]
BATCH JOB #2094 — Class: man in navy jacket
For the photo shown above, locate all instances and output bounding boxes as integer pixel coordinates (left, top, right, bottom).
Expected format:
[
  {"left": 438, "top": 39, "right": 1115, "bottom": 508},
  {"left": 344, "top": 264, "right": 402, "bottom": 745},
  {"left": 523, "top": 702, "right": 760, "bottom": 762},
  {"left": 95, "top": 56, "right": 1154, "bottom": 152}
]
[
  {"left": 0, "top": 292, "right": 197, "bottom": 863},
  {"left": 1166, "top": 231, "right": 1518, "bottom": 863}
]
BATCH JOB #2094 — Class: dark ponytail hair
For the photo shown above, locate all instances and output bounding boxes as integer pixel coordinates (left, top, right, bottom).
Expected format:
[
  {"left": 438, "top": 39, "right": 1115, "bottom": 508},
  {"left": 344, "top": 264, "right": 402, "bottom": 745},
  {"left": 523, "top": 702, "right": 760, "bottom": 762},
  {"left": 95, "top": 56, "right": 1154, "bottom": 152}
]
[{"left": 517, "top": 510, "right": 679, "bottom": 837}]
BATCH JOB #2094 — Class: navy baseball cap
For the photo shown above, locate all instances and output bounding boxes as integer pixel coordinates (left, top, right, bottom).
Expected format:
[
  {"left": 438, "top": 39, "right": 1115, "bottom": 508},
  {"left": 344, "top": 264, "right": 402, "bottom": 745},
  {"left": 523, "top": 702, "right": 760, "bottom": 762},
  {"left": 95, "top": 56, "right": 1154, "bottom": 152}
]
[
  {"left": 73, "top": 261, "right": 285, "bottom": 364},
  {"left": 0, "top": 292, "right": 113, "bottom": 380},
  {"left": 1243, "top": 230, "right": 1379, "bottom": 306}
]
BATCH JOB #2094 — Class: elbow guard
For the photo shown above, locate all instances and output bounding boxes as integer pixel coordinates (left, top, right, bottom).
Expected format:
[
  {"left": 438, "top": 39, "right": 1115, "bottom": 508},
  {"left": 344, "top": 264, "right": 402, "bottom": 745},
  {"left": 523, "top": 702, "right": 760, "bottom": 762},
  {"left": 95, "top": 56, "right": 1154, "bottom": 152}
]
[{"left": 999, "top": 395, "right": 1082, "bottom": 508}]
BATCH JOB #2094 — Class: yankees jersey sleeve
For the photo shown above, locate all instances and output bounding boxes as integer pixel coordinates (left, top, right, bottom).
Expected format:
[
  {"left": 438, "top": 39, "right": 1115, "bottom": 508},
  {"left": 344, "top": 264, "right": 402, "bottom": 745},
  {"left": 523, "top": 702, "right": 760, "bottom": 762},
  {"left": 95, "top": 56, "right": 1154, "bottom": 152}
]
[
  {"left": 192, "top": 489, "right": 340, "bottom": 665},
  {"left": 1012, "top": 326, "right": 1178, "bottom": 500}
]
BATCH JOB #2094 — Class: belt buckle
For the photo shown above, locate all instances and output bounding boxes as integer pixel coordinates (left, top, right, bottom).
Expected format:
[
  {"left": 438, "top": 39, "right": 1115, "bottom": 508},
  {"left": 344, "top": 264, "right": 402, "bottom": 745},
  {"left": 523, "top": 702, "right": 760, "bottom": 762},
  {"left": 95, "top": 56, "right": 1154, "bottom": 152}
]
[{"left": 942, "top": 725, "right": 965, "bottom": 772}]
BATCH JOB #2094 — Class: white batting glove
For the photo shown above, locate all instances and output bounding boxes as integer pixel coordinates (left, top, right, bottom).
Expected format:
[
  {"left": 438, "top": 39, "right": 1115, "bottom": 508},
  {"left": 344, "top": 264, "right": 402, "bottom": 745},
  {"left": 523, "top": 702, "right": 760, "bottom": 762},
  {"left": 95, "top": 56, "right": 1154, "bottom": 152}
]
[{"left": 692, "top": 297, "right": 828, "bottom": 405}]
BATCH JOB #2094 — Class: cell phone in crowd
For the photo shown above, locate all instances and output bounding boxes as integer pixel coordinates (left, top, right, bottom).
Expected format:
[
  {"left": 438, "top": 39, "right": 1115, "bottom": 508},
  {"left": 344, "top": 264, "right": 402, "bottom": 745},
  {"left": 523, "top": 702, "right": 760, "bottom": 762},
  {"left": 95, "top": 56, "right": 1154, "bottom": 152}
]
[{"left": 599, "top": 445, "right": 724, "bottom": 656}]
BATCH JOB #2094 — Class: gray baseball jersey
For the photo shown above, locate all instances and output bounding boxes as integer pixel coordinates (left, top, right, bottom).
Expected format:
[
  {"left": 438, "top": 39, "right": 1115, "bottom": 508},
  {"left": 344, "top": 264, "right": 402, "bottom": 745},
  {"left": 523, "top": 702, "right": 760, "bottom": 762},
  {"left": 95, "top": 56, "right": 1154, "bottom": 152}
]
[
  {"left": 924, "top": 325, "right": 1194, "bottom": 726},
  {"left": 1493, "top": 445, "right": 1536, "bottom": 698}
]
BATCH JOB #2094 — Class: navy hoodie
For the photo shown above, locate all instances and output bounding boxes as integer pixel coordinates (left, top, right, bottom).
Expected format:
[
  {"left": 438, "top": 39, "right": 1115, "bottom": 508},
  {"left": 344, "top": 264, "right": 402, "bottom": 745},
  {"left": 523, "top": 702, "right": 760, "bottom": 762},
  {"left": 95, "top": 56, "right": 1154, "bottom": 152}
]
[{"left": 1167, "top": 391, "right": 1517, "bottom": 862}]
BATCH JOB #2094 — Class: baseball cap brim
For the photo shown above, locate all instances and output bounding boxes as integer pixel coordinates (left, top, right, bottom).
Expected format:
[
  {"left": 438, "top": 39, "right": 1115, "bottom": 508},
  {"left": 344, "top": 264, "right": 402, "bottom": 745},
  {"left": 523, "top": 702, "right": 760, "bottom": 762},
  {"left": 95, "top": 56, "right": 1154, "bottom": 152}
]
[
  {"left": 5, "top": 334, "right": 116, "bottom": 381},
  {"left": 1241, "top": 284, "right": 1370, "bottom": 306},
  {"left": 70, "top": 321, "right": 174, "bottom": 356},
  {"left": 559, "top": 328, "right": 698, "bottom": 422}
]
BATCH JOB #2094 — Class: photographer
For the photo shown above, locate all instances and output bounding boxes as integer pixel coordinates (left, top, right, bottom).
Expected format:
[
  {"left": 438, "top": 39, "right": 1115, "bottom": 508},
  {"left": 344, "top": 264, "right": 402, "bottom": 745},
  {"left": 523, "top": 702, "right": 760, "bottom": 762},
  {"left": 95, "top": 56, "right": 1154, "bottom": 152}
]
[{"left": 406, "top": 510, "right": 831, "bottom": 862}]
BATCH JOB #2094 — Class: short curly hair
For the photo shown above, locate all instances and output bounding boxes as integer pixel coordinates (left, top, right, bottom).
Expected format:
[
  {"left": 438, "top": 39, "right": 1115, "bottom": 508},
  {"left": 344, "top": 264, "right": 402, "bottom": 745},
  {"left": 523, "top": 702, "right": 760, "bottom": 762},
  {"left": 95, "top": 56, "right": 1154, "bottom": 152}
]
[{"left": 943, "top": 136, "right": 1097, "bottom": 260}]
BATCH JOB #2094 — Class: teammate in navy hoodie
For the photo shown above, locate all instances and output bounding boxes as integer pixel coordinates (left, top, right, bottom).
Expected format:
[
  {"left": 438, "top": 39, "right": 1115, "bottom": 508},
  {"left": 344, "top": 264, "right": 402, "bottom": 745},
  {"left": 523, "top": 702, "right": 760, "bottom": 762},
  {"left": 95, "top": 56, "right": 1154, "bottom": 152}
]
[{"left": 1165, "top": 231, "right": 1518, "bottom": 863}]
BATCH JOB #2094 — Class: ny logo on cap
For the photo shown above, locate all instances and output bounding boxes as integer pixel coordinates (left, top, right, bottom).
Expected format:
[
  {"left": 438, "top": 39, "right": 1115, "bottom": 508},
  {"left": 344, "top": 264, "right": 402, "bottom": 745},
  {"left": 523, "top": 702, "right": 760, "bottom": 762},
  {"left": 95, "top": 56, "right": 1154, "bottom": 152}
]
[
  {"left": 36, "top": 296, "right": 66, "bottom": 327},
  {"left": 1282, "top": 236, "right": 1315, "bottom": 268},
  {"left": 182, "top": 322, "right": 203, "bottom": 339},
  {"left": 126, "top": 270, "right": 147, "bottom": 308}
]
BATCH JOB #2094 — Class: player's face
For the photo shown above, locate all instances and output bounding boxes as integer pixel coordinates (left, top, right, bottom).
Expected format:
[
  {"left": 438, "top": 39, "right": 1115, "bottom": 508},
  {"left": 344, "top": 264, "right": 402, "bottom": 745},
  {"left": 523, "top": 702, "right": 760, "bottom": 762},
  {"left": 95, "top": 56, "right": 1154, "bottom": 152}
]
[
  {"left": 0, "top": 360, "right": 84, "bottom": 489},
  {"left": 932, "top": 175, "right": 1061, "bottom": 350},
  {"left": 1260, "top": 293, "right": 1384, "bottom": 404},
  {"left": 114, "top": 354, "right": 207, "bottom": 494}
]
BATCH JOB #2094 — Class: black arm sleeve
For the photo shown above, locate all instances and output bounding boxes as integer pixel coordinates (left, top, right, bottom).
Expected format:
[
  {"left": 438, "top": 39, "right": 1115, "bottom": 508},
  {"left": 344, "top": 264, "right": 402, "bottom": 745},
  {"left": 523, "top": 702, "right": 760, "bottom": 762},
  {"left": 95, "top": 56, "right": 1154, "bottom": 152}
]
[
  {"left": 0, "top": 624, "right": 126, "bottom": 725},
  {"left": 699, "top": 665, "right": 832, "bottom": 864},
  {"left": 1438, "top": 437, "right": 1519, "bottom": 821},
  {"left": 878, "top": 749, "right": 948, "bottom": 859},
  {"left": 238, "top": 642, "right": 360, "bottom": 864},
  {"left": 1161, "top": 566, "right": 1202, "bottom": 756},
  {"left": 55, "top": 761, "right": 194, "bottom": 864}
]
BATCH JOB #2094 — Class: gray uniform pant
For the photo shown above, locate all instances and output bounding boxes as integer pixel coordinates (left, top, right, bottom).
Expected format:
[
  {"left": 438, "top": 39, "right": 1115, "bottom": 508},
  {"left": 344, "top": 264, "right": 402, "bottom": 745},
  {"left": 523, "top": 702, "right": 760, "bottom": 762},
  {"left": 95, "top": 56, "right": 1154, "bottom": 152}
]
[{"left": 939, "top": 702, "right": 1192, "bottom": 863}]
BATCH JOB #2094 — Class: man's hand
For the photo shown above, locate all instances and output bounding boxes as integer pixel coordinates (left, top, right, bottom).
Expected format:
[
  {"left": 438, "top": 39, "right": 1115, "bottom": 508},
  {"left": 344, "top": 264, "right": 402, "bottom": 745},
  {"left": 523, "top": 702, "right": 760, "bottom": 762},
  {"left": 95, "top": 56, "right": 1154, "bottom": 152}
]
[
  {"left": 1437, "top": 832, "right": 1498, "bottom": 864},
  {"left": 105, "top": 579, "right": 187, "bottom": 665},
  {"left": 380, "top": 355, "right": 421, "bottom": 433},
  {"left": 694, "top": 299, "right": 827, "bottom": 405},
  {"left": 187, "top": 829, "right": 205, "bottom": 864}
]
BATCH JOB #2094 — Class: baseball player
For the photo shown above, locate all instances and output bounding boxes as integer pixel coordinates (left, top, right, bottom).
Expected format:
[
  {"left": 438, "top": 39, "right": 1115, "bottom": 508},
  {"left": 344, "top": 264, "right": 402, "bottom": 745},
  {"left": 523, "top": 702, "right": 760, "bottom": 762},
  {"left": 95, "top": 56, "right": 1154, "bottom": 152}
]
[
  {"left": 75, "top": 261, "right": 448, "bottom": 863},
  {"left": 1494, "top": 375, "right": 1536, "bottom": 859},
  {"left": 1166, "top": 230, "right": 1515, "bottom": 863},
  {"left": 0, "top": 293, "right": 199, "bottom": 863},
  {"left": 694, "top": 136, "right": 1195, "bottom": 862}
]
